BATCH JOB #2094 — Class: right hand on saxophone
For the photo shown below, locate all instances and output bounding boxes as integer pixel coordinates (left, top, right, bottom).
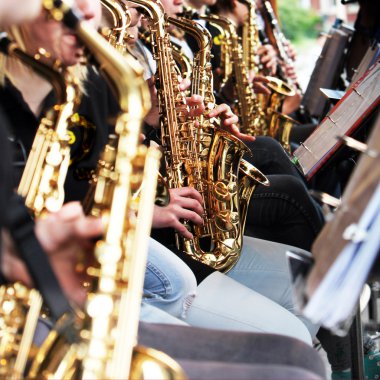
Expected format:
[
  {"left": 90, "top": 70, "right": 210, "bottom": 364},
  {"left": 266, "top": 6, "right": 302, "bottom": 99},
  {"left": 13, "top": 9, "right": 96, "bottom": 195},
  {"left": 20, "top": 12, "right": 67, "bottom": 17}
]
[
  {"left": 152, "top": 188, "right": 204, "bottom": 239},
  {"left": 257, "top": 44, "right": 278, "bottom": 75}
]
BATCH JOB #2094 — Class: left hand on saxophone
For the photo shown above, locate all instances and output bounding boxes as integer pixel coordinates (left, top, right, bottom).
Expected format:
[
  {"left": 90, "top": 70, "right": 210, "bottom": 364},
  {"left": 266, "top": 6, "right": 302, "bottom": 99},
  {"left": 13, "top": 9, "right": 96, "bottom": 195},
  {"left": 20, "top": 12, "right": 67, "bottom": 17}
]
[
  {"left": 182, "top": 78, "right": 255, "bottom": 142},
  {"left": 207, "top": 103, "right": 255, "bottom": 142}
]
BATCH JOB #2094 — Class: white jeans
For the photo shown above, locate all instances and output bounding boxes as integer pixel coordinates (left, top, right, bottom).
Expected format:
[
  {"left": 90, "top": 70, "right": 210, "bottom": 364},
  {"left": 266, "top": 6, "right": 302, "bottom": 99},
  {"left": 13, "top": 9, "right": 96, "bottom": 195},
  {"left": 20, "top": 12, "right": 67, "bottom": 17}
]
[{"left": 142, "top": 237, "right": 317, "bottom": 345}]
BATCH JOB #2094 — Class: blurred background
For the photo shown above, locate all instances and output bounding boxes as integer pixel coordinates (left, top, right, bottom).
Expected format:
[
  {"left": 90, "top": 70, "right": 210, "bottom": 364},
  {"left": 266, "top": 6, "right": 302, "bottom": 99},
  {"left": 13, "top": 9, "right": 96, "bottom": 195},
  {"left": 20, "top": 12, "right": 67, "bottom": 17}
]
[{"left": 277, "top": 0, "right": 360, "bottom": 89}]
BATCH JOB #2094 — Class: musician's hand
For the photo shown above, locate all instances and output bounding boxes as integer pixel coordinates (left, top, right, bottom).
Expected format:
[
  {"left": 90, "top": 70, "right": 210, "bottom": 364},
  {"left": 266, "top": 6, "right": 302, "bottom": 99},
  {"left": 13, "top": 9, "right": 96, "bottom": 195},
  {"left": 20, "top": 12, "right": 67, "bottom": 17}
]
[
  {"left": 179, "top": 77, "right": 191, "bottom": 92},
  {"left": 257, "top": 44, "right": 278, "bottom": 75},
  {"left": 36, "top": 202, "right": 103, "bottom": 306},
  {"left": 1, "top": 202, "right": 103, "bottom": 307},
  {"left": 207, "top": 103, "right": 255, "bottom": 142},
  {"left": 283, "top": 63, "right": 298, "bottom": 82},
  {"left": 283, "top": 40, "right": 297, "bottom": 61},
  {"left": 152, "top": 187, "right": 204, "bottom": 239},
  {"left": 144, "top": 76, "right": 160, "bottom": 128},
  {"left": 186, "top": 94, "right": 205, "bottom": 118},
  {"left": 248, "top": 71, "right": 271, "bottom": 95}
]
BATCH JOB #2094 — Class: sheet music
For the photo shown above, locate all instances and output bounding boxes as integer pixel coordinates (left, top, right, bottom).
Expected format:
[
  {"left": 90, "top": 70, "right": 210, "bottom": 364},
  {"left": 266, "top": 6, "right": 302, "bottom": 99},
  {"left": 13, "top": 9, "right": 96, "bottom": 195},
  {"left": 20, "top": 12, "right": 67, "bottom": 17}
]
[
  {"left": 301, "top": 25, "right": 352, "bottom": 117},
  {"left": 293, "top": 61, "right": 380, "bottom": 179},
  {"left": 350, "top": 43, "right": 380, "bottom": 84},
  {"left": 303, "top": 182, "right": 380, "bottom": 334}
]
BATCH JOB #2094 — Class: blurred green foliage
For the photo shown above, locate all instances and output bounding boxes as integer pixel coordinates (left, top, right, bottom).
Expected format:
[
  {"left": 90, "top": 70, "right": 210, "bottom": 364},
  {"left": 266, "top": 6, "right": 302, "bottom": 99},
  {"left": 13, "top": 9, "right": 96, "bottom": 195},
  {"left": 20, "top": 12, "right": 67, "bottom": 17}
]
[{"left": 277, "top": 0, "right": 322, "bottom": 42}]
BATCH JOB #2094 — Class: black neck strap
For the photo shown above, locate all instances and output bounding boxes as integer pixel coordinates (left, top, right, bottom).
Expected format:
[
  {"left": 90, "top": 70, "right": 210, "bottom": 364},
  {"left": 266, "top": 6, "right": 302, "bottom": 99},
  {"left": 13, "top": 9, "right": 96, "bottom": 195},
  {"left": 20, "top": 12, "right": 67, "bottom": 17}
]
[{"left": 5, "top": 194, "right": 72, "bottom": 322}]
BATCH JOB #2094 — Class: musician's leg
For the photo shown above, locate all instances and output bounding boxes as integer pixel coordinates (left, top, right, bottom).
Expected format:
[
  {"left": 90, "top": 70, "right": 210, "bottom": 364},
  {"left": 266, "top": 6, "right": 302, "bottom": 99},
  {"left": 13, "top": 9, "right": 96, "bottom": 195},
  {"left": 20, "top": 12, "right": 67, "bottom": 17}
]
[
  {"left": 139, "top": 302, "right": 189, "bottom": 325},
  {"left": 243, "top": 136, "right": 303, "bottom": 179},
  {"left": 226, "top": 236, "right": 320, "bottom": 338},
  {"left": 290, "top": 123, "right": 317, "bottom": 147},
  {"left": 183, "top": 271, "right": 313, "bottom": 345},
  {"left": 245, "top": 174, "right": 325, "bottom": 250},
  {"left": 317, "top": 327, "right": 352, "bottom": 378},
  {"left": 143, "top": 238, "right": 197, "bottom": 318}
]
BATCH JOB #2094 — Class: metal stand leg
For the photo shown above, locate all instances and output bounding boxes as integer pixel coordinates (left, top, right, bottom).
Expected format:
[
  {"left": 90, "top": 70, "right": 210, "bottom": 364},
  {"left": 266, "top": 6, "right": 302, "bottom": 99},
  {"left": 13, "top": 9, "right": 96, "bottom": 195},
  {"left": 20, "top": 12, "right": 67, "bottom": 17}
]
[
  {"left": 350, "top": 308, "right": 365, "bottom": 379},
  {"left": 368, "top": 282, "right": 380, "bottom": 331}
]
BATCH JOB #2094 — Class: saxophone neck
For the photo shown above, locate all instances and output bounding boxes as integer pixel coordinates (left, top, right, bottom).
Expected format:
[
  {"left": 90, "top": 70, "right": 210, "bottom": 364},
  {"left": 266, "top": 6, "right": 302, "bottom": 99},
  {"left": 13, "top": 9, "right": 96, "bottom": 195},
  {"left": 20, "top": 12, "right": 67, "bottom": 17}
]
[
  {"left": 240, "top": 0, "right": 261, "bottom": 73},
  {"left": 100, "top": 0, "right": 131, "bottom": 51},
  {"left": 44, "top": 0, "right": 150, "bottom": 120},
  {"left": 128, "top": 0, "right": 166, "bottom": 31},
  {"left": 167, "top": 16, "right": 214, "bottom": 100}
]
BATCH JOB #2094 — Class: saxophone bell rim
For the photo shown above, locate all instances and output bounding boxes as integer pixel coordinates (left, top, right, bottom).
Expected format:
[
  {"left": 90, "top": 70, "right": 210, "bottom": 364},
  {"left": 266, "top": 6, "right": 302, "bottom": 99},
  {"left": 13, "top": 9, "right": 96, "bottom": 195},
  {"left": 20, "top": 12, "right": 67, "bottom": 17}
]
[{"left": 266, "top": 76, "right": 296, "bottom": 97}]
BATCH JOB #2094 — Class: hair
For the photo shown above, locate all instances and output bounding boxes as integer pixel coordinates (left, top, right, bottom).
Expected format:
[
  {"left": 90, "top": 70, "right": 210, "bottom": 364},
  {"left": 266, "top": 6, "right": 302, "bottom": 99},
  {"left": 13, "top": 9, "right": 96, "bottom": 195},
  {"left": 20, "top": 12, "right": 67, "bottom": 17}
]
[
  {"left": 0, "top": 24, "right": 88, "bottom": 92},
  {"left": 209, "top": 0, "right": 234, "bottom": 13}
]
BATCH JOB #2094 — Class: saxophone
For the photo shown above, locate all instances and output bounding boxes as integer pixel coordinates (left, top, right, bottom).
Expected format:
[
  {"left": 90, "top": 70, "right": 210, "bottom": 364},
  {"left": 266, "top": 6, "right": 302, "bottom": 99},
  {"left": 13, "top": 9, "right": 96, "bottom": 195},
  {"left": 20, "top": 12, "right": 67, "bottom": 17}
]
[
  {"left": 0, "top": 33, "right": 79, "bottom": 217},
  {"left": 170, "top": 15, "right": 269, "bottom": 269},
  {"left": 26, "top": 1, "right": 185, "bottom": 379},
  {"left": 100, "top": 0, "right": 131, "bottom": 54},
  {"left": 133, "top": 0, "right": 264, "bottom": 272},
  {"left": 195, "top": 13, "right": 267, "bottom": 137},
  {"left": 240, "top": 0, "right": 297, "bottom": 151},
  {"left": 0, "top": 283, "right": 43, "bottom": 380}
]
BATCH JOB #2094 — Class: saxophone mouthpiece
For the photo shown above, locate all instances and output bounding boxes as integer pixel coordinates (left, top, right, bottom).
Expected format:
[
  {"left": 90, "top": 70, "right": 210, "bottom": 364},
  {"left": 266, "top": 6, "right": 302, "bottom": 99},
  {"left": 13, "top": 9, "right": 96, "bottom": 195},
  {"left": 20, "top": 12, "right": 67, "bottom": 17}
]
[
  {"left": 0, "top": 32, "right": 12, "bottom": 55},
  {"left": 43, "top": 0, "right": 83, "bottom": 29}
]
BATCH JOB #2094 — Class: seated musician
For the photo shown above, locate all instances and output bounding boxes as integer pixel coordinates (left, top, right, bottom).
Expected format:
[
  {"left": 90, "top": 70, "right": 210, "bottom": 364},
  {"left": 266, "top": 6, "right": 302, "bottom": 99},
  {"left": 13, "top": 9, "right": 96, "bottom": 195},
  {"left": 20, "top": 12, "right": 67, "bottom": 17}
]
[{"left": 0, "top": 4, "right": 329, "bottom": 380}]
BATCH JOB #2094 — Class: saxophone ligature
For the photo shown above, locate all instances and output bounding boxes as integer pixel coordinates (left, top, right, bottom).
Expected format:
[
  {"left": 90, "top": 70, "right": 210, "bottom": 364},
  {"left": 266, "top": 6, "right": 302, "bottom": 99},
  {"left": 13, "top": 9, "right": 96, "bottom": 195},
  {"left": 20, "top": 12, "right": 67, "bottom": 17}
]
[{"left": 26, "top": 1, "right": 185, "bottom": 379}]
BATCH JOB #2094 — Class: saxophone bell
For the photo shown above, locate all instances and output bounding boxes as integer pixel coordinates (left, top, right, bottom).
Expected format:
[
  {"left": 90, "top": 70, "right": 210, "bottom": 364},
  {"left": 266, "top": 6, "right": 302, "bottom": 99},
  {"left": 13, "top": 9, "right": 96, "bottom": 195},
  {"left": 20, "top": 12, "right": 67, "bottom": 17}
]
[
  {"left": 268, "top": 111, "right": 299, "bottom": 154},
  {"left": 266, "top": 76, "right": 296, "bottom": 98},
  {"left": 238, "top": 159, "right": 270, "bottom": 233}
]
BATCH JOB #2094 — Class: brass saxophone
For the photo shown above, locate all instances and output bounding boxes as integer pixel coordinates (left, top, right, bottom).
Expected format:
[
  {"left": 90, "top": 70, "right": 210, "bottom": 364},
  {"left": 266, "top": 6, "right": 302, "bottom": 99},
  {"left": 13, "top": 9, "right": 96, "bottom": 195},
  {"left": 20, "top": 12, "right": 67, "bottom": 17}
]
[
  {"left": 27, "top": 1, "right": 185, "bottom": 379},
  {"left": 168, "top": 15, "right": 269, "bottom": 269},
  {"left": 195, "top": 13, "right": 267, "bottom": 137},
  {"left": 240, "top": 0, "right": 297, "bottom": 151},
  {"left": 0, "top": 33, "right": 80, "bottom": 379},
  {"left": 100, "top": 0, "right": 131, "bottom": 54},
  {"left": 133, "top": 0, "right": 264, "bottom": 272},
  {"left": 0, "top": 33, "right": 79, "bottom": 217},
  {"left": 171, "top": 42, "right": 192, "bottom": 81},
  {"left": 0, "top": 283, "right": 43, "bottom": 380}
]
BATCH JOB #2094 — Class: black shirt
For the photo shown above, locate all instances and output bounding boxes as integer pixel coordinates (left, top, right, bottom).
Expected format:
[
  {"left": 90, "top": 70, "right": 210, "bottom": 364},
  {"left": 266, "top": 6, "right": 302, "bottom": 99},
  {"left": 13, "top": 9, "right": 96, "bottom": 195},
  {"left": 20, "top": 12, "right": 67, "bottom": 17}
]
[
  {"left": 0, "top": 106, "right": 13, "bottom": 227},
  {"left": 0, "top": 67, "right": 120, "bottom": 203}
]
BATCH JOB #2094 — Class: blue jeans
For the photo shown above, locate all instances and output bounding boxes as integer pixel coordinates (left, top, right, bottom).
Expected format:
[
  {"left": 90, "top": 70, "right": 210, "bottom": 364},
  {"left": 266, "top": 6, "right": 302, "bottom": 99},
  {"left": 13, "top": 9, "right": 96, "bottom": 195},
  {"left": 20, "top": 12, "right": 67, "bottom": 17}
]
[{"left": 143, "top": 238, "right": 197, "bottom": 318}]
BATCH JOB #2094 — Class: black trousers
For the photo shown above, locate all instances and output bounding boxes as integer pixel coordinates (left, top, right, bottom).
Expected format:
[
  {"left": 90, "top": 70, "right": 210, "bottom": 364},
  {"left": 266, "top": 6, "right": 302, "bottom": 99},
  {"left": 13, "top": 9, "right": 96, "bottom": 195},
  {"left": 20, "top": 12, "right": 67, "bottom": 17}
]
[{"left": 243, "top": 136, "right": 325, "bottom": 251}]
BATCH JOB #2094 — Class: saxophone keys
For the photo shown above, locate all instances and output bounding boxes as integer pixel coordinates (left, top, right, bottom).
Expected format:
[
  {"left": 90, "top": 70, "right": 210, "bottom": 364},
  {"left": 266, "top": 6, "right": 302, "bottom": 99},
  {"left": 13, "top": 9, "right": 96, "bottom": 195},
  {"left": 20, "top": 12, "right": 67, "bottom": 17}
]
[
  {"left": 215, "top": 210, "right": 239, "bottom": 232},
  {"left": 213, "top": 180, "right": 237, "bottom": 201}
]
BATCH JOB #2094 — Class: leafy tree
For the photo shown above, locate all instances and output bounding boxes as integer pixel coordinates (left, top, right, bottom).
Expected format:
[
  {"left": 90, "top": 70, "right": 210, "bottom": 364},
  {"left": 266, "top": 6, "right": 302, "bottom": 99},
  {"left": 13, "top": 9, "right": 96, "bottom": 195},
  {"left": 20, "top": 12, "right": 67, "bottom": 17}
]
[{"left": 278, "top": 0, "right": 322, "bottom": 41}]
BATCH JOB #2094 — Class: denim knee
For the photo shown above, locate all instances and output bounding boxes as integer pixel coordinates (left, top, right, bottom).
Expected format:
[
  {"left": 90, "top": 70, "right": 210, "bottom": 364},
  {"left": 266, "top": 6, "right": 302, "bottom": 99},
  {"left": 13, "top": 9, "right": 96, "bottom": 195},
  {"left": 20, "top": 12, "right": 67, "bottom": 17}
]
[{"left": 143, "top": 238, "right": 197, "bottom": 318}]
